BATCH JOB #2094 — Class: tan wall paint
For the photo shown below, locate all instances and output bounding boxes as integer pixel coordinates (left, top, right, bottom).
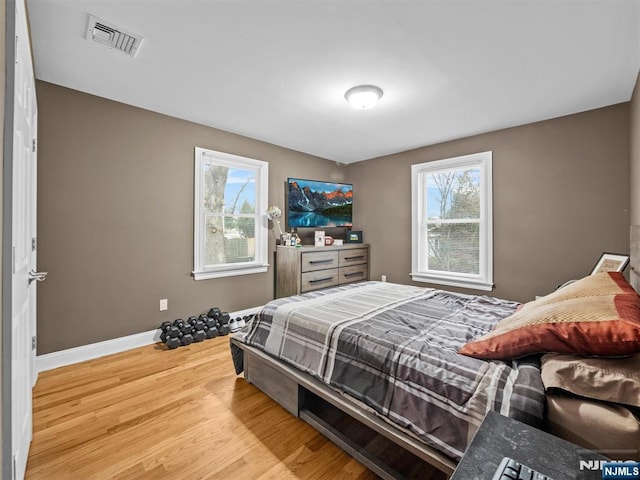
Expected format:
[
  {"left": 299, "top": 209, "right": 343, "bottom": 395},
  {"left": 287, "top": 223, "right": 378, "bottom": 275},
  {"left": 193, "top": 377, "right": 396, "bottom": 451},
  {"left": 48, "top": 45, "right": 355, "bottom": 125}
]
[
  {"left": 36, "top": 81, "right": 345, "bottom": 354},
  {"left": 631, "top": 72, "right": 640, "bottom": 225},
  {"left": 347, "top": 104, "right": 630, "bottom": 303},
  {"left": 38, "top": 80, "right": 631, "bottom": 351}
]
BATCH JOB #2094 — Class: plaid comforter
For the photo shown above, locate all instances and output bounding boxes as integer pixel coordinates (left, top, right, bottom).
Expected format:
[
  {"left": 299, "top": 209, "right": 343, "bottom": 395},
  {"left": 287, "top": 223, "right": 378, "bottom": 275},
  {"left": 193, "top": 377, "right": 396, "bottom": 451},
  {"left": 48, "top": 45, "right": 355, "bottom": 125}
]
[{"left": 235, "top": 281, "right": 545, "bottom": 460}]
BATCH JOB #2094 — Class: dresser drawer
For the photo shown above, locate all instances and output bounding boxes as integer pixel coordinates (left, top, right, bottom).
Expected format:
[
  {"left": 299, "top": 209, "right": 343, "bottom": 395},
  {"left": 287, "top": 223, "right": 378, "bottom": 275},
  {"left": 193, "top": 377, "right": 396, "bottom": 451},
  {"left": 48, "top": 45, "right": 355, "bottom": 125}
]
[
  {"left": 276, "top": 244, "right": 369, "bottom": 298},
  {"left": 301, "top": 269, "right": 340, "bottom": 292},
  {"left": 339, "top": 248, "right": 368, "bottom": 266},
  {"left": 301, "top": 251, "right": 339, "bottom": 272},
  {"left": 338, "top": 265, "right": 368, "bottom": 284}
]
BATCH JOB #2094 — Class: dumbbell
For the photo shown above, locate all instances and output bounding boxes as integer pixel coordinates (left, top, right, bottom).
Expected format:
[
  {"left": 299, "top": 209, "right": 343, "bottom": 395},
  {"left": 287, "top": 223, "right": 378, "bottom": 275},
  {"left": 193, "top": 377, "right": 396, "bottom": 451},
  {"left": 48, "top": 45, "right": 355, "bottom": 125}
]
[
  {"left": 199, "top": 314, "right": 218, "bottom": 339},
  {"left": 180, "top": 332, "right": 194, "bottom": 346},
  {"left": 173, "top": 318, "right": 184, "bottom": 329},
  {"left": 165, "top": 336, "right": 181, "bottom": 349},
  {"left": 204, "top": 324, "right": 219, "bottom": 339},
  {"left": 193, "top": 329, "right": 206, "bottom": 342},
  {"left": 173, "top": 318, "right": 192, "bottom": 335},
  {"left": 160, "top": 322, "right": 180, "bottom": 343},
  {"left": 208, "top": 307, "right": 221, "bottom": 320},
  {"left": 159, "top": 321, "right": 180, "bottom": 343},
  {"left": 217, "top": 312, "right": 231, "bottom": 335},
  {"left": 186, "top": 316, "right": 206, "bottom": 341},
  {"left": 172, "top": 318, "right": 185, "bottom": 332},
  {"left": 201, "top": 315, "right": 216, "bottom": 329},
  {"left": 159, "top": 321, "right": 171, "bottom": 342}
]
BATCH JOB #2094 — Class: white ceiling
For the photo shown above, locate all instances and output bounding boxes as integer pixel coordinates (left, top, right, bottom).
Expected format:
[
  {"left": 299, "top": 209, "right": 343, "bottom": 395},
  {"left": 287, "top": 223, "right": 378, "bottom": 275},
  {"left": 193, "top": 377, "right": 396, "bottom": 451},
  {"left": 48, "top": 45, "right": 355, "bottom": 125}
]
[{"left": 27, "top": 0, "right": 640, "bottom": 164}]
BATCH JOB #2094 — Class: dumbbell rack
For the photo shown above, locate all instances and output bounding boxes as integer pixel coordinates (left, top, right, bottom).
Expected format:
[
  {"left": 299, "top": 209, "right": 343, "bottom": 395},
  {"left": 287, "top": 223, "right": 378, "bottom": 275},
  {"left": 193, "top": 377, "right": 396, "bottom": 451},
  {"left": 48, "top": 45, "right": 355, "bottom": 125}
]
[{"left": 158, "top": 307, "right": 253, "bottom": 349}]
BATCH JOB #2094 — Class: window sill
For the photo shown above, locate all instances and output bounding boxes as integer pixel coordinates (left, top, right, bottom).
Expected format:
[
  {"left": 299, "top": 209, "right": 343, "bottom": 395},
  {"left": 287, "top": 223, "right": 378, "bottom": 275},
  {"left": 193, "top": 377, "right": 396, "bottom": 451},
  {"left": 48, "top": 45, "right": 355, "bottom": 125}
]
[
  {"left": 193, "top": 264, "right": 269, "bottom": 280},
  {"left": 410, "top": 272, "right": 494, "bottom": 292}
]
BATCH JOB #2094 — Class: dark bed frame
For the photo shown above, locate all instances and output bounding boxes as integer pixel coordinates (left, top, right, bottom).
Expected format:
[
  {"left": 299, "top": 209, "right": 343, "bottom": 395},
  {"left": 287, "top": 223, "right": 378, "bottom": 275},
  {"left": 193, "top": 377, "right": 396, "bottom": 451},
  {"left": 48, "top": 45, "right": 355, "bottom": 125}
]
[{"left": 230, "top": 337, "right": 457, "bottom": 479}]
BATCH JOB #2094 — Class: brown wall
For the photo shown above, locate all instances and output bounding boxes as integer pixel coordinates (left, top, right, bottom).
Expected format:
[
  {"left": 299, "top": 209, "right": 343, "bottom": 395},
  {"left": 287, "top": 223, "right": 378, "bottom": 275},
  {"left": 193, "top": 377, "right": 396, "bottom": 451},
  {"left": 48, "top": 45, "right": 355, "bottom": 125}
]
[
  {"left": 347, "top": 104, "right": 630, "bottom": 303},
  {"left": 36, "top": 81, "right": 345, "bottom": 354},
  {"left": 631, "top": 71, "right": 640, "bottom": 225},
  {"left": 38, "top": 79, "right": 632, "bottom": 352}
]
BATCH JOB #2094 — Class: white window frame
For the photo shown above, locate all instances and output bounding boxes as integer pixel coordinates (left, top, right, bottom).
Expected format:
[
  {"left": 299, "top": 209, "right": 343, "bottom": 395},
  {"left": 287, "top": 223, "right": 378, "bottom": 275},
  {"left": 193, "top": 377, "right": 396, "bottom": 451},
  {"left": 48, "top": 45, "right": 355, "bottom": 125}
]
[
  {"left": 411, "top": 151, "right": 493, "bottom": 291},
  {"left": 193, "top": 147, "right": 269, "bottom": 280}
]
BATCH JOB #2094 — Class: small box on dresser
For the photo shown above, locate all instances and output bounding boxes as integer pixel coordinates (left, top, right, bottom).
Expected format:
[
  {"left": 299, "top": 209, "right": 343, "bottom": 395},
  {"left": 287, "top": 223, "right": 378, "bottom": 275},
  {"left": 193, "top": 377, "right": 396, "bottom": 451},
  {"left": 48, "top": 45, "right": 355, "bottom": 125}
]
[{"left": 276, "top": 244, "right": 369, "bottom": 298}]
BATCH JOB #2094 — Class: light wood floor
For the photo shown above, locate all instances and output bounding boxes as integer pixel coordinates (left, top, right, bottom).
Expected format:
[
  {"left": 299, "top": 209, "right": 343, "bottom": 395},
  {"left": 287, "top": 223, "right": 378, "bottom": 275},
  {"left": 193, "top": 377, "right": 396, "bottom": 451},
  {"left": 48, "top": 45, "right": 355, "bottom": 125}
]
[{"left": 26, "top": 337, "right": 385, "bottom": 479}]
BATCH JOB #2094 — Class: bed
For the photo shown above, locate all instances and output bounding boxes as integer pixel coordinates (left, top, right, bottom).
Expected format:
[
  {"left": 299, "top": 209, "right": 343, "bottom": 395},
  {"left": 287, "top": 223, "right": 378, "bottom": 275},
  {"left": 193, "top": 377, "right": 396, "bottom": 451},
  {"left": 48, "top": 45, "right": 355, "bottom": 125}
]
[
  {"left": 231, "top": 268, "right": 640, "bottom": 478},
  {"left": 230, "top": 281, "right": 546, "bottom": 478}
]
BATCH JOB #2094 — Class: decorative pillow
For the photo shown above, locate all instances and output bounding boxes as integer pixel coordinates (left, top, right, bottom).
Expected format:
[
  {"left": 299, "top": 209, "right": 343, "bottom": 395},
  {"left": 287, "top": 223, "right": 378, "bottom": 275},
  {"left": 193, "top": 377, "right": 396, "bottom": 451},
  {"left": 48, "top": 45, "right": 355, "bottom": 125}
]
[
  {"left": 458, "top": 292, "right": 640, "bottom": 359},
  {"left": 532, "top": 272, "right": 635, "bottom": 306},
  {"left": 541, "top": 353, "right": 640, "bottom": 408}
]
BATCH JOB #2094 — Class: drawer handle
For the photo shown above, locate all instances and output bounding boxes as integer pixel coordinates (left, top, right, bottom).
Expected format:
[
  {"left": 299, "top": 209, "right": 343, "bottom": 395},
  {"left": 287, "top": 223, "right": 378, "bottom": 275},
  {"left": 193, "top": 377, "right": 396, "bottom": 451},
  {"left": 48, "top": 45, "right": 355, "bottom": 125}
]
[
  {"left": 309, "top": 259, "right": 335, "bottom": 264},
  {"left": 344, "top": 256, "right": 365, "bottom": 261},
  {"left": 344, "top": 272, "right": 364, "bottom": 278},
  {"left": 309, "top": 277, "right": 335, "bottom": 284}
]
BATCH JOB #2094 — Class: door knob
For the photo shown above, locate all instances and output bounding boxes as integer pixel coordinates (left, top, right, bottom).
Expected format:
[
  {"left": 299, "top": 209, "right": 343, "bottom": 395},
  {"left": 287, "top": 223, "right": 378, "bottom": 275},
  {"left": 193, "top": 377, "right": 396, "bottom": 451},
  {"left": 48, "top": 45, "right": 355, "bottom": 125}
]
[{"left": 28, "top": 270, "right": 47, "bottom": 285}]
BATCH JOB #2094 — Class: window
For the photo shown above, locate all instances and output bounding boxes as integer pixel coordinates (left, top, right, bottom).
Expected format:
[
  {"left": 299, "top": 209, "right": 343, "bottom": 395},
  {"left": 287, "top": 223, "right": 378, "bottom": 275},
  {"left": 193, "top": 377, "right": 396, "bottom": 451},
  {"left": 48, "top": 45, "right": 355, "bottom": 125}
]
[
  {"left": 193, "top": 147, "right": 269, "bottom": 280},
  {"left": 411, "top": 151, "right": 493, "bottom": 291}
]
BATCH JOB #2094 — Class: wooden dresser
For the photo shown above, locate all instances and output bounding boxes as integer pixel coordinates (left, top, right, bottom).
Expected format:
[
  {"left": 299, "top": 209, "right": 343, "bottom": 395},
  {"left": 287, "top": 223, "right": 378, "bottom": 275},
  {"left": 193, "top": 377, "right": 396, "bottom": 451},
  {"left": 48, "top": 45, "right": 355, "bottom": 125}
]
[{"left": 275, "top": 244, "right": 369, "bottom": 298}]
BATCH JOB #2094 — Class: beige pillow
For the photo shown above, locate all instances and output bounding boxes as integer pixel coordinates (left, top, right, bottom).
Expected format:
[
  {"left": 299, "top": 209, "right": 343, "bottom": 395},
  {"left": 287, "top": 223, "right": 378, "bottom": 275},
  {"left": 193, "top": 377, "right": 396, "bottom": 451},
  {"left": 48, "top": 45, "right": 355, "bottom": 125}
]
[
  {"left": 546, "top": 391, "right": 640, "bottom": 460},
  {"left": 541, "top": 353, "right": 640, "bottom": 408},
  {"left": 532, "top": 272, "right": 636, "bottom": 307}
]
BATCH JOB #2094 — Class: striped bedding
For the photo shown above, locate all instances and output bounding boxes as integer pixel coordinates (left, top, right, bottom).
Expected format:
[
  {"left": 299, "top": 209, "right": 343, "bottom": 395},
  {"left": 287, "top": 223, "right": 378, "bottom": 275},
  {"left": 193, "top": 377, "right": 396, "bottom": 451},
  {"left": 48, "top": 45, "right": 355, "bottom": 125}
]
[{"left": 235, "top": 281, "right": 545, "bottom": 460}]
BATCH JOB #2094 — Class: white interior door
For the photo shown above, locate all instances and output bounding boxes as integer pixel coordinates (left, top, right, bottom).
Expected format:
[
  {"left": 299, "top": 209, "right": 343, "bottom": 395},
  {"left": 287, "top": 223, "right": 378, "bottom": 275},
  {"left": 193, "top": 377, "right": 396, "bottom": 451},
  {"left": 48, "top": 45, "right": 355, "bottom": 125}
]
[
  {"left": 11, "top": 0, "right": 38, "bottom": 477},
  {"left": 29, "top": 53, "right": 38, "bottom": 392}
]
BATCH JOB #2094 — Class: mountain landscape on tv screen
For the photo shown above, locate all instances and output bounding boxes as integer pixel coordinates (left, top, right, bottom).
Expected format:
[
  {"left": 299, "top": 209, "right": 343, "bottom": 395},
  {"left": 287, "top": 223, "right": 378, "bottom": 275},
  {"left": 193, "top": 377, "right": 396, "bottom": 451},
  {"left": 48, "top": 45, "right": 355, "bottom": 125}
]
[{"left": 288, "top": 180, "right": 353, "bottom": 227}]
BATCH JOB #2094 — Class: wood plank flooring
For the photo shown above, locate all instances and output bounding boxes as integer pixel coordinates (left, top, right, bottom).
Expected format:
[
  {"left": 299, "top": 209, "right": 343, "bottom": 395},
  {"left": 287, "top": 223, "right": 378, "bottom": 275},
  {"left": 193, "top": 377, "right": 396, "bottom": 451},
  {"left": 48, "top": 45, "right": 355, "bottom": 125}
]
[{"left": 25, "top": 337, "right": 386, "bottom": 479}]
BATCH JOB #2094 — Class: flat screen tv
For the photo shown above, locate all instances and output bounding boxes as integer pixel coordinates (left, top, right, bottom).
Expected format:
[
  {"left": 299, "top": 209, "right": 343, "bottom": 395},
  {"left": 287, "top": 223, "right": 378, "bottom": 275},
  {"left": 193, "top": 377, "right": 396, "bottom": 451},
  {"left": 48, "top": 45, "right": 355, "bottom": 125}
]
[{"left": 287, "top": 178, "right": 353, "bottom": 228}]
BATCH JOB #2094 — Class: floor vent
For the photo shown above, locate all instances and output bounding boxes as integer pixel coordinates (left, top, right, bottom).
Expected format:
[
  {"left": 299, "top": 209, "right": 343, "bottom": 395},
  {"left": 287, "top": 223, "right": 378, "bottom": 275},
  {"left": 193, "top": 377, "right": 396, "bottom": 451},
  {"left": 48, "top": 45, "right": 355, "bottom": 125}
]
[{"left": 85, "top": 14, "right": 144, "bottom": 58}]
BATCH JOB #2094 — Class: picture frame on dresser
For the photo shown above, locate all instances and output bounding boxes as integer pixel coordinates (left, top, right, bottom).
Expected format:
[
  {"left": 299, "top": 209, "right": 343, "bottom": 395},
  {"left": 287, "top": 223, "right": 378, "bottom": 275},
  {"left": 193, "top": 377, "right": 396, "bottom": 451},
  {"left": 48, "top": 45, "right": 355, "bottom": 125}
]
[{"left": 345, "top": 230, "right": 363, "bottom": 243}]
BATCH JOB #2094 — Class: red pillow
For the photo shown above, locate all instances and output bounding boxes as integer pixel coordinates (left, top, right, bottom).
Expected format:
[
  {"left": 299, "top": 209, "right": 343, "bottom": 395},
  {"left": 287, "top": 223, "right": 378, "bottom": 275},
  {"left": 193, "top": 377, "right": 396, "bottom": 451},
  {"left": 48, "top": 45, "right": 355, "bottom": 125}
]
[{"left": 459, "top": 291, "right": 640, "bottom": 360}]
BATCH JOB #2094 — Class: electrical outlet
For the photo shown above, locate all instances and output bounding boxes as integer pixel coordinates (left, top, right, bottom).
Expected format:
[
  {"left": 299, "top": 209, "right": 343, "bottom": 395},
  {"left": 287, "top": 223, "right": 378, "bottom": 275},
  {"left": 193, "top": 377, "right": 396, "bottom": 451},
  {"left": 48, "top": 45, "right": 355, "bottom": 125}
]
[
  {"left": 159, "top": 298, "right": 168, "bottom": 311},
  {"left": 381, "top": 275, "right": 387, "bottom": 282}
]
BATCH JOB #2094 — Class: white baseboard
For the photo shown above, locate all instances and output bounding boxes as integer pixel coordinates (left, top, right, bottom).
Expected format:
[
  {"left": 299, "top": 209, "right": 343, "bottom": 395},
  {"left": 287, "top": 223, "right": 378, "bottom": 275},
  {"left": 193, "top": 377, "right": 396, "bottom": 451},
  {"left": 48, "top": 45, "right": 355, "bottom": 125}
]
[
  {"left": 36, "top": 306, "right": 262, "bottom": 374},
  {"left": 36, "top": 330, "right": 159, "bottom": 373}
]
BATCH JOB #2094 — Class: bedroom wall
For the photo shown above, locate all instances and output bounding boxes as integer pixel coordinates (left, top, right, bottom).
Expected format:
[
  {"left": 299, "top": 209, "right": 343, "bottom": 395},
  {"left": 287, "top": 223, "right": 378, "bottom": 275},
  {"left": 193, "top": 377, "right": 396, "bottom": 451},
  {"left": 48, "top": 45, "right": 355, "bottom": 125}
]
[
  {"left": 631, "top": 71, "right": 640, "bottom": 225},
  {"left": 631, "top": 71, "right": 640, "bottom": 291},
  {"left": 347, "top": 104, "right": 630, "bottom": 303},
  {"left": 36, "top": 81, "right": 345, "bottom": 354}
]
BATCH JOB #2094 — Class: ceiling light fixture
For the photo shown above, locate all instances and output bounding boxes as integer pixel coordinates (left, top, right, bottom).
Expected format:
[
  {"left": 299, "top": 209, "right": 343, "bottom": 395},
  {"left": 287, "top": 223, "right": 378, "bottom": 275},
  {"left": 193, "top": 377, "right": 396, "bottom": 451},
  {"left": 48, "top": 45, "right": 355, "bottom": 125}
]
[{"left": 344, "top": 85, "right": 383, "bottom": 110}]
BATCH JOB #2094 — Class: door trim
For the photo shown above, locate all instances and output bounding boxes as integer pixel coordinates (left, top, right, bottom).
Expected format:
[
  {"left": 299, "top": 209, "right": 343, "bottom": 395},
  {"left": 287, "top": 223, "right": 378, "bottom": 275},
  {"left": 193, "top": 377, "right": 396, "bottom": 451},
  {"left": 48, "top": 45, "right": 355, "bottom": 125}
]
[{"left": 3, "top": 0, "right": 17, "bottom": 478}]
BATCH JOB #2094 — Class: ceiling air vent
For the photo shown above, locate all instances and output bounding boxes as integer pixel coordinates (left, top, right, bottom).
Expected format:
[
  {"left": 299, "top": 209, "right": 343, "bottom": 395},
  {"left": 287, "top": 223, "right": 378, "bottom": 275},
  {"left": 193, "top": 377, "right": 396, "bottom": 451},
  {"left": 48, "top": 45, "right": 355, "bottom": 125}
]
[{"left": 85, "top": 14, "right": 144, "bottom": 58}]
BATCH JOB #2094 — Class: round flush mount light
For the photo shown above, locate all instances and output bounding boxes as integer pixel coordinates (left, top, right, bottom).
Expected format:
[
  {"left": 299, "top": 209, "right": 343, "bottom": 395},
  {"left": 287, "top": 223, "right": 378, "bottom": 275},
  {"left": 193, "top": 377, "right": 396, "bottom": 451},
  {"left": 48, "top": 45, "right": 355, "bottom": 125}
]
[{"left": 344, "top": 85, "right": 384, "bottom": 109}]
